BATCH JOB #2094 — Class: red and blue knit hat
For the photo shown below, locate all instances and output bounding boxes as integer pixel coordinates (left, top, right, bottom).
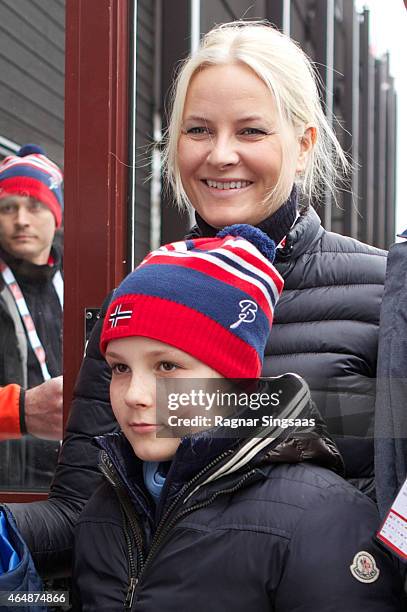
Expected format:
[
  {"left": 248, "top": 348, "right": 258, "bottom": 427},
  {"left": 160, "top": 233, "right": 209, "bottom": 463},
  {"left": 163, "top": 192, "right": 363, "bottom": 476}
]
[
  {"left": 101, "top": 225, "right": 284, "bottom": 378},
  {"left": 0, "top": 144, "right": 63, "bottom": 227}
]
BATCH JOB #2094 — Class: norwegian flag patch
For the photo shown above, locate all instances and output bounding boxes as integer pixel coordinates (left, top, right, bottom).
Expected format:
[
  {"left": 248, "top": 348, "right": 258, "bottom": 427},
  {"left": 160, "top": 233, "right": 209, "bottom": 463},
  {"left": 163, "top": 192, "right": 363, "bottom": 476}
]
[{"left": 108, "top": 303, "right": 133, "bottom": 329}]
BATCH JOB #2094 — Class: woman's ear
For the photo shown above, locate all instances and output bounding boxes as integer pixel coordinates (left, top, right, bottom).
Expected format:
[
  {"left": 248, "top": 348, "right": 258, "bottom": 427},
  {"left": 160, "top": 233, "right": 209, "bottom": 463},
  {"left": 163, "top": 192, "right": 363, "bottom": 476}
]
[{"left": 296, "top": 126, "right": 317, "bottom": 173}]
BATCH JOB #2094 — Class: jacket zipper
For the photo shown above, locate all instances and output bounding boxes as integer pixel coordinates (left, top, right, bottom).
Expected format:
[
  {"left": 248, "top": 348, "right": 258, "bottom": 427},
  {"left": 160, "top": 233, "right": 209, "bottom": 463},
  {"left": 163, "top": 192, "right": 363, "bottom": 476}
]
[
  {"left": 101, "top": 449, "right": 259, "bottom": 609},
  {"left": 141, "top": 468, "right": 259, "bottom": 575},
  {"left": 135, "top": 463, "right": 260, "bottom": 594},
  {"left": 99, "top": 453, "right": 145, "bottom": 608},
  {"left": 121, "top": 512, "right": 139, "bottom": 609}
]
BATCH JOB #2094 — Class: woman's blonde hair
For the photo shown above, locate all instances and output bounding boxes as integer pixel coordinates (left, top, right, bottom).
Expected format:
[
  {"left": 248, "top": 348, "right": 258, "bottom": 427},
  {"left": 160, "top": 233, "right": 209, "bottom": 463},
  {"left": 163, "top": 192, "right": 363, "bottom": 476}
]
[{"left": 163, "top": 20, "right": 349, "bottom": 212}]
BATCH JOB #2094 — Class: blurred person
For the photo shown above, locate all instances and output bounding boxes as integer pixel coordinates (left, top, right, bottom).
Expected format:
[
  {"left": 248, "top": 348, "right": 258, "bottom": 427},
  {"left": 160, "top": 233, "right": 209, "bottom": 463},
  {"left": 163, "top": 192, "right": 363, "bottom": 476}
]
[
  {"left": 375, "top": 229, "right": 407, "bottom": 522},
  {"left": 0, "top": 144, "right": 63, "bottom": 487}
]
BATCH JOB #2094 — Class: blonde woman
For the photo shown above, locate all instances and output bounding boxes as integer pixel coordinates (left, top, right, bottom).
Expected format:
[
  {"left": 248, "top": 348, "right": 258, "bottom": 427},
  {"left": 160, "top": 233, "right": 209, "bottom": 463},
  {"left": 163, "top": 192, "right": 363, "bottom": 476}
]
[{"left": 164, "top": 21, "right": 384, "bottom": 497}]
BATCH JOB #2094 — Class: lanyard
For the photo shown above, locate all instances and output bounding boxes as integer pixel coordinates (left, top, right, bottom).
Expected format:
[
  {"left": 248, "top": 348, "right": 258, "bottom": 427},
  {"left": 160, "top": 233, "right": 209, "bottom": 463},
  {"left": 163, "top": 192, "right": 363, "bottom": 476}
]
[{"left": 0, "top": 258, "right": 63, "bottom": 382}]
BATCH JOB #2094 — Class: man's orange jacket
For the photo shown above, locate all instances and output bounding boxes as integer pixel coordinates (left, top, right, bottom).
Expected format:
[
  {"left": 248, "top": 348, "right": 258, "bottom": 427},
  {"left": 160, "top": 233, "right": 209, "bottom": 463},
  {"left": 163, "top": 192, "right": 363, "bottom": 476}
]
[{"left": 0, "top": 384, "right": 22, "bottom": 440}]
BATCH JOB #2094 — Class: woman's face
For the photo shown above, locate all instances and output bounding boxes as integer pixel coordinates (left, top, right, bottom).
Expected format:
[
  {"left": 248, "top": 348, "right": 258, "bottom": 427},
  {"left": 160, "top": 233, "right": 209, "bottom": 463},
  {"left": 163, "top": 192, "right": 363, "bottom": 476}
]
[{"left": 177, "top": 63, "right": 310, "bottom": 228}]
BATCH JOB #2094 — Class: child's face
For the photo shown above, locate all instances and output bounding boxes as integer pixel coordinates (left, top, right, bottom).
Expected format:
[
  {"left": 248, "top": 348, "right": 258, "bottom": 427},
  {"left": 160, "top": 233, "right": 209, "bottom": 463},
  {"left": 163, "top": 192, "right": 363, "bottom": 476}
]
[{"left": 105, "top": 336, "right": 222, "bottom": 462}]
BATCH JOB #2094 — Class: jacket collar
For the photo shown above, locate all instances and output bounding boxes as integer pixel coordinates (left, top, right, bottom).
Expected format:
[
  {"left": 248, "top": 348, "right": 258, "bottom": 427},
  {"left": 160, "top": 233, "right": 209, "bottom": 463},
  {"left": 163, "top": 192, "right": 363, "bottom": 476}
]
[
  {"left": 97, "top": 432, "right": 155, "bottom": 521},
  {"left": 277, "top": 205, "right": 323, "bottom": 262},
  {"left": 95, "top": 375, "right": 343, "bottom": 515}
]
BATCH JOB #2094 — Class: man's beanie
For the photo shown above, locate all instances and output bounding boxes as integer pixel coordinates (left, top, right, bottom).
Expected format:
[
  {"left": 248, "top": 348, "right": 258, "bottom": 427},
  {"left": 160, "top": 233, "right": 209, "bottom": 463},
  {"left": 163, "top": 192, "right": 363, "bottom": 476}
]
[
  {"left": 0, "top": 144, "right": 63, "bottom": 227},
  {"left": 101, "top": 225, "right": 284, "bottom": 378}
]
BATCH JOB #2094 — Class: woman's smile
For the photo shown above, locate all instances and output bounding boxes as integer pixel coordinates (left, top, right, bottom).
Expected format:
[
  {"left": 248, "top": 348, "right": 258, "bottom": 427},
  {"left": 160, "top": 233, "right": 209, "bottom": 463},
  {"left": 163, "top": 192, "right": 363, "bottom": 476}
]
[{"left": 200, "top": 177, "right": 254, "bottom": 197}]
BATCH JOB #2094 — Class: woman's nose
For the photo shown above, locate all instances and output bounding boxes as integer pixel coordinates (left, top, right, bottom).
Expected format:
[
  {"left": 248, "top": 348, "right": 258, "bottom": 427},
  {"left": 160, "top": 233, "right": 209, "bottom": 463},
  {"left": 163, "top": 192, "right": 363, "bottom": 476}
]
[
  {"left": 125, "top": 374, "right": 155, "bottom": 409},
  {"left": 206, "top": 135, "right": 240, "bottom": 168}
]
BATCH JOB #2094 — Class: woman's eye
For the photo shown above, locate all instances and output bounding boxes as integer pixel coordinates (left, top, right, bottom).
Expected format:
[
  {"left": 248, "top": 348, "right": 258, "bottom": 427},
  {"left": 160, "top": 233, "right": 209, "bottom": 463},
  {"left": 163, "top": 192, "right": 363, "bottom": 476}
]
[
  {"left": 158, "top": 361, "right": 179, "bottom": 373},
  {"left": 111, "top": 363, "right": 130, "bottom": 375},
  {"left": 240, "top": 128, "right": 267, "bottom": 136},
  {"left": 186, "top": 126, "right": 210, "bottom": 136}
]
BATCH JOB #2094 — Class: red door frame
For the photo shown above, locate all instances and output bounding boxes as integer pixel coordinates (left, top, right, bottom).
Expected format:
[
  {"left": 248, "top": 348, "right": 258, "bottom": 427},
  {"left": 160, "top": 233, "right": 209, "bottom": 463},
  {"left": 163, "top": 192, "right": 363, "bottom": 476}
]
[
  {"left": 0, "top": 0, "right": 130, "bottom": 501},
  {"left": 63, "top": 0, "right": 130, "bottom": 411}
]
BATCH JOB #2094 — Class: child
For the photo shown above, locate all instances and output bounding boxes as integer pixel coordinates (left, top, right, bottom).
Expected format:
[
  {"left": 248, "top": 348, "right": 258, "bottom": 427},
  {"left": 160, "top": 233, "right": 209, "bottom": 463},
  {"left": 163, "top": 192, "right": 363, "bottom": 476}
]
[{"left": 73, "top": 226, "right": 404, "bottom": 611}]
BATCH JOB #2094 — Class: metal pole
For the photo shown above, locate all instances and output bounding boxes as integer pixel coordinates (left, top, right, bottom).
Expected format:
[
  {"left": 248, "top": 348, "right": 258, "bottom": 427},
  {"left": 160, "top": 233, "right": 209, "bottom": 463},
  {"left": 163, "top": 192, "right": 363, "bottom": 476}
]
[{"left": 128, "top": 0, "right": 138, "bottom": 269}]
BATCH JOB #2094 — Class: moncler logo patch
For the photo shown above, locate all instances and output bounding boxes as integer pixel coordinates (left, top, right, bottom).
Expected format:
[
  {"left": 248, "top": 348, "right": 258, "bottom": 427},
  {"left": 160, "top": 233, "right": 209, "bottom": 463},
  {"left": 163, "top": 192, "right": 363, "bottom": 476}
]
[
  {"left": 350, "top": 551, "right": 380, "bottom": 584},
  {"left": 230, "top": 299, "right": 258, "bottom": 329},
  {"left": 108, "top": 303, "right": 133, "bottom": 329}
]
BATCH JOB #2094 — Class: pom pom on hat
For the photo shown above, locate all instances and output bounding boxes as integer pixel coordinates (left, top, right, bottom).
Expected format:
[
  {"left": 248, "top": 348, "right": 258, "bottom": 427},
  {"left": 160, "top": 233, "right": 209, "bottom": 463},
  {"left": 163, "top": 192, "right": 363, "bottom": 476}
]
[
  {"left": 17, "top": 144, "right": 46, "bottom": 157},
  {"left": 0, "top": 144, "right": 63, "bottom": 227},
  {"left": 101, "top": 227, "right": 284, "bottom": 379},
  {"left": 217, "top": 224, "right": 276, "bottom": 262}
]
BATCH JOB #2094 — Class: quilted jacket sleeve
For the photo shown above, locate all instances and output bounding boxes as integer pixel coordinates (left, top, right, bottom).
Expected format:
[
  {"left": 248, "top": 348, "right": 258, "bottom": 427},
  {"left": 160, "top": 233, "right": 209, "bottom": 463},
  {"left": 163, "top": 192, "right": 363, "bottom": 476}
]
[{"left": 5, "top": 294, "right": 117, "bottom": 578}]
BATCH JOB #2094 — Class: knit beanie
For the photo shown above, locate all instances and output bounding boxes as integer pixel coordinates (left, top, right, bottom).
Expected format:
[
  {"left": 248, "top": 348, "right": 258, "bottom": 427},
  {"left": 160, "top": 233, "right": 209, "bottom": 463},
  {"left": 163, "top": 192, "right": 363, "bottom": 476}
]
[
  {"left": 0, "top": 144, "right": 63, "bottom": 227},
  {"left": 100, "top": 225, "right": 284, "bottom": 378}
]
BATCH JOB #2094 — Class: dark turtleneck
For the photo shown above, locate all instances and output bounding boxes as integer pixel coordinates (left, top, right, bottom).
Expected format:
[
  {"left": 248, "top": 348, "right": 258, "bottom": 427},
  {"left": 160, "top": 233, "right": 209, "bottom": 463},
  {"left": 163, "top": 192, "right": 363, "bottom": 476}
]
[
  {"left": 0, "top": 245, "right": 61, "bottom": 286},
  {"left": 194, "top": 184, "right": 298, "bottom": 247}
]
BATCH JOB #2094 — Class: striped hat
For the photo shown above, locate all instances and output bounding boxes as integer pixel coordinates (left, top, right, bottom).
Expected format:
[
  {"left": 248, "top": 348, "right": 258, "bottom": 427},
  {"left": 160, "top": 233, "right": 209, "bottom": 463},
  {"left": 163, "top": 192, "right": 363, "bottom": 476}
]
[
  {"left": 0, "top": 144, "right": 63, "bottom": 227},
  {"left": 101, "top": 225, "right": 283, "bottom": 378}
]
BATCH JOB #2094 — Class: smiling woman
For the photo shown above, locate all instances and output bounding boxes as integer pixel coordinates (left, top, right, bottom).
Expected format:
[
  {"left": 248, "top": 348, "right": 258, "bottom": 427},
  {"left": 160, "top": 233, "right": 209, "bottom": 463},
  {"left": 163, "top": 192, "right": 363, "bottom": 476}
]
[
  {"left": 177, "top": 62, "right": 312, "bottom": 227},
  {"left": 164, "top": 21, "right": 346, "bottom": 222},
  {"left": 157, "top": 21, "right": 388, "bottom": 500}
]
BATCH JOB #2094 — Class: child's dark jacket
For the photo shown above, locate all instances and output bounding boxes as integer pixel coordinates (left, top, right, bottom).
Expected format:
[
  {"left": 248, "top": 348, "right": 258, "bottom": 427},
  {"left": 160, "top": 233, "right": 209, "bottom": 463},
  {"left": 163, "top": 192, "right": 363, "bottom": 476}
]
[{"left": 73, "top": 375, "right": 404, "bottom": 611}]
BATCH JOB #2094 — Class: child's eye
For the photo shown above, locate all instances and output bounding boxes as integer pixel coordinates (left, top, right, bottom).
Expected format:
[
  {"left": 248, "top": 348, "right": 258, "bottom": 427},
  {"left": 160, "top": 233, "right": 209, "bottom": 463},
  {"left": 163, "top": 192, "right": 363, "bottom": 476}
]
[
  {"left": 111, "top": 363, "right": 130, "bottom": 375},
  {"left": 158, "top": 361, "right": 179, "bottom": 373}
]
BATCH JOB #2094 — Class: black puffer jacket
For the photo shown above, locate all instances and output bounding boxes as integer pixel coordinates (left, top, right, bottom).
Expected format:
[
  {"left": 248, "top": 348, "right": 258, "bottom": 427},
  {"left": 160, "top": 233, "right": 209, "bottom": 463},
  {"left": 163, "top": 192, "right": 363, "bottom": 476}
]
[
  {"left": 269, "top": 207, "right": 386, "bottom": 491},
  {"left": 72, "top": 376, "right": 404, "bottom": 612},
  {"left": 192, "top": 205, "right": 386, "bottom": 493},
  {"left": 7, "top": 205, "right": 386, "bottom": 577}
]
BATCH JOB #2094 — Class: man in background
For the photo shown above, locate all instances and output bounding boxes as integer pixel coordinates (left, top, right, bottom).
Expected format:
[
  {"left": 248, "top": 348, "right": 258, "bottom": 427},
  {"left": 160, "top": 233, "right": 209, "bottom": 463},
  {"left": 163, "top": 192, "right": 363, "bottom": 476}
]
[{"left": 0, "top": 144, "right": 64, "bottom": 488}]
